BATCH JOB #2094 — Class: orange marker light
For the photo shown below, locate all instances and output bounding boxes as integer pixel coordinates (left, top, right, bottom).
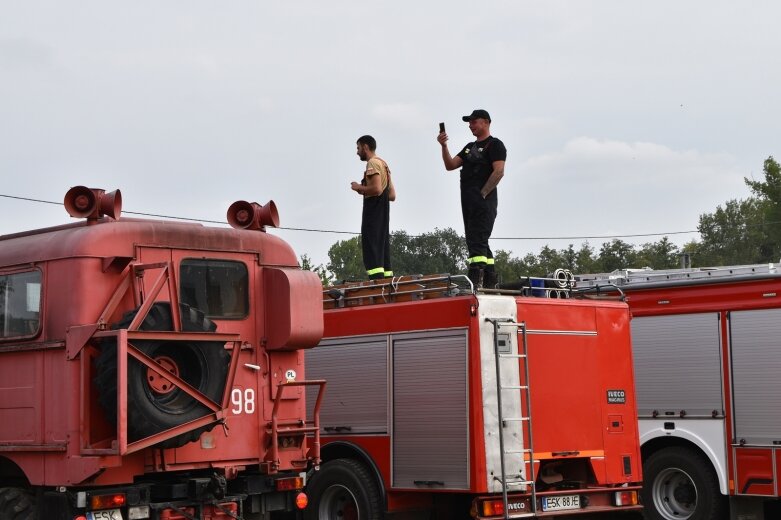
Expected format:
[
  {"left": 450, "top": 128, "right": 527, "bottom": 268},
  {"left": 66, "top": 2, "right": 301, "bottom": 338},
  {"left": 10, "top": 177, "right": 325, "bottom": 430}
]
[
  {"left": 276, "top": 476, "right": 304, "bottom": 491},
  {"left": 296, "top": 492, "right": 308, "bottom": 510},
  {"left": 90, "top": 493, "right": 126, "bottom": 509},
  {"left": 481, "top": 499, "right": 504, "bottom": 516}
]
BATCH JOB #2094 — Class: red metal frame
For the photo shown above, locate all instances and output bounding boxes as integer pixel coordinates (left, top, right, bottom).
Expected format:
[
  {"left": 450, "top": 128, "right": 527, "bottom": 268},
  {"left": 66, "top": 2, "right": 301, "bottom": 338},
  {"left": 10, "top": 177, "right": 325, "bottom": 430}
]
[
  {"left": 71, "top": 260, "right": 244, "bottom": 456},
  {"left": 268, "top": 379, "right": 326, "bottom": 470}
]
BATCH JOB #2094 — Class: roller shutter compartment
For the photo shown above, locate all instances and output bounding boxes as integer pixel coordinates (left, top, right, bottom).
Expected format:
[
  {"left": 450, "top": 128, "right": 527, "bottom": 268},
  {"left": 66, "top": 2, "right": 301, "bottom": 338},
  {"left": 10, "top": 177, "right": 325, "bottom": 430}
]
[
  {"left": 306, "top": 337, "right": 389, "bottom": 434},
  {"left": 631, "top": 314, "right": 723, "bottom": 417},
  {"left": 730, "top": 309, "right": 781, "bottom": 445},
  {"left": 392, "top": 330, "right": 469, "bottom": 490}
]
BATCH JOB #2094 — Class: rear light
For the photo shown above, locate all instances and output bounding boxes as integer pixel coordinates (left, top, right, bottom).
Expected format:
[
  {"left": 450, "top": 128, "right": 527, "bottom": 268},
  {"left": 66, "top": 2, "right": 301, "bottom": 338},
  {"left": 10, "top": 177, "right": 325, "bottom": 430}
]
[
  {"left": 276, "top": 476, "right": 305, "bottom": 491},
  {"left": 481, "top": 499, "right": 504, "bottom": 517},
  {"left": 90, "top": 493, "right": 126, "bottom": 509},
  {"left": 74, "top": 516, "right": 87, "bottom": 520},
  {"left": 614, "top": 489, "right": 639, "bottom": 506},
  {"left": 296, "top": 492, "right": 308, "bottom": 509}
]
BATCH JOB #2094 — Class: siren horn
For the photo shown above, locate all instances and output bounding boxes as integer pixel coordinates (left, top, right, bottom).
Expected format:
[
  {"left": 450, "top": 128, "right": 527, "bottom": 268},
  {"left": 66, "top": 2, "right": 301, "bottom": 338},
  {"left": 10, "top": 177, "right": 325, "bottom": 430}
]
[
  {"left": 64, "top": 186, "right": 122, "bottom": 221},
  {"left": 227, "top": 200, "right": 280, "bottom": 231}
]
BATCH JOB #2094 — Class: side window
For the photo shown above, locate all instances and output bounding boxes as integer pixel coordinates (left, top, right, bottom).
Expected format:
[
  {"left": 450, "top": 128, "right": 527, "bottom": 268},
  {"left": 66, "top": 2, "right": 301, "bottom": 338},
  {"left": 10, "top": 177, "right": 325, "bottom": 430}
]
[
  {"left": 179, "top": 259, "right": 248, "bottom": 319},
  {"left": 0, "top": 270, "right": 42, "bottom": 339}
]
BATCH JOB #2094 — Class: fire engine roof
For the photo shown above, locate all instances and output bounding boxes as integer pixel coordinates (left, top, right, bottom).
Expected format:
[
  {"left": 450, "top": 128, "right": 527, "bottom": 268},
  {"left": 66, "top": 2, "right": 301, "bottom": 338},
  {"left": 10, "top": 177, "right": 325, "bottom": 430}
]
[{"left": 0, "top": 217, "right": 298, "bottom": 267}]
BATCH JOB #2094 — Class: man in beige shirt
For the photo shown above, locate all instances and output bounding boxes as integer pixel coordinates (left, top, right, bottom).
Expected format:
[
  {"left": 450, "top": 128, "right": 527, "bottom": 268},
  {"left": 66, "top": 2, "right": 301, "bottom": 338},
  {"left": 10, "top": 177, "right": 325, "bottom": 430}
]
[{"left": 352, "top": 135, "right": 396, "bottom": 280}]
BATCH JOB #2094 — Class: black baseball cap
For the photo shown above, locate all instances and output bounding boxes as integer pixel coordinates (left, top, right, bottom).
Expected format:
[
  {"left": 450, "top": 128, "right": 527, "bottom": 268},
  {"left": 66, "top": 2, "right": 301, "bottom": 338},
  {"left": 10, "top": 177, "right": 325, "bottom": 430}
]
[{"left": 462, "top": 109, "right": 491, "bottom": 122}]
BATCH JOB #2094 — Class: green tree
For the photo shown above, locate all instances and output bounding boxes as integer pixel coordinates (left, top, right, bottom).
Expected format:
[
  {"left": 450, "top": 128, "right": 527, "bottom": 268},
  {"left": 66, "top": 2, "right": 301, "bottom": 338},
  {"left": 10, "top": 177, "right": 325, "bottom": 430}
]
[
  {"left": 594, "top": 239, "right": 638, "bottom": 273},
  {"left": 634, "top": 237, "right": 680, "bottom": 269},
  {"left": 325, "top": 229, "right": 467, "bottom": 282},
  {"left": 494, "top": 249, "right": 544, "bottom": 282},
  {"left": 536, "top": 245, "right": 568, "bottom": 275},
  {"left": 695, "top": 197, "right": 766, "bottom": 265},
  {"left": 299, "top": 254, "right": 333, "bottom": 286},
  {"left": 391, "top": 228, "right": 467, "bottom": 275},
  {"left": 574, "top": 242, "right": 598, "bottom": 273},
  {"left": 744, "top": 155, "right": 781, "bottom": 261},
  {"left": 326, "top": 237, "right": 365, "bottom": 281}
]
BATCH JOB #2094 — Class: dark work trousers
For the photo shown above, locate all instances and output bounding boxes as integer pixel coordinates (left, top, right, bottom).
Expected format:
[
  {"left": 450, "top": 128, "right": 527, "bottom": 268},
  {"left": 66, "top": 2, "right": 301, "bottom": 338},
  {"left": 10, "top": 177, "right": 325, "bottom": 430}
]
[
  {"left": 461, "top": 186, "right": 497, "bottom": 264},
  {"left": 361, "top": 188, "right": 392, "bottom": 278}
]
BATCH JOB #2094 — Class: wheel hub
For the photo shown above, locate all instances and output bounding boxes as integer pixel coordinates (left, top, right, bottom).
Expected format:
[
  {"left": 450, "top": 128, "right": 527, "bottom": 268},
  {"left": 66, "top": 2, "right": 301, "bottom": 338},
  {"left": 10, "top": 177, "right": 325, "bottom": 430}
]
[
  {"left": 653, "top": 467, "right": 697, "bottom": 520},
  {"left": 673, "top": 481, "right": 696, "bottom": 505},
  {"left": 319, "top": 484, "right": 359, "bottom": 520},
  {"left": 147, "top": 355, "right": 179, "bottom": 394}
]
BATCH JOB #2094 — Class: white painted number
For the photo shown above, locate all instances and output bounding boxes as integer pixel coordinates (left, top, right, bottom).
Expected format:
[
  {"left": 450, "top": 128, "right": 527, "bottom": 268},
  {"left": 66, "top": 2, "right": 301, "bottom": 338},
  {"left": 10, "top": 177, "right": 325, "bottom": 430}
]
[{"left": 231, "top": 388, "right": 256, "bottom": 415}]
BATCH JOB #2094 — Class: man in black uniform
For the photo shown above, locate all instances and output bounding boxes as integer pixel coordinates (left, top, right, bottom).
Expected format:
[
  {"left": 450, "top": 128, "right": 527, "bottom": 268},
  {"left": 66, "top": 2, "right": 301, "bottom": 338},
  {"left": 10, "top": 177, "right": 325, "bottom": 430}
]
[
  {"left": 352, "top": 135, "right": 396, "bottom": 280},
  {"left": 437, "top": 109, "right": 506, "bottom": 288}
]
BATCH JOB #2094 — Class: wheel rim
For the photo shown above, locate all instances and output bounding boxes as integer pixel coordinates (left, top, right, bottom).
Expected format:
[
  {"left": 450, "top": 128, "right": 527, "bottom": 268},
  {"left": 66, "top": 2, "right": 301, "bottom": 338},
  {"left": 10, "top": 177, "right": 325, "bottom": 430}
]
[
  {"left": 140, "top": 343, "right": 208, "bottom": 415},
  {"left": 147, "top": 356, "right": 179, "bottom": 394},
  {"left": 651, "top": 466, "right": 698, "bottom": 520},
  {"left": 318, "top": 484, "right": 360, "bottom": 520}
]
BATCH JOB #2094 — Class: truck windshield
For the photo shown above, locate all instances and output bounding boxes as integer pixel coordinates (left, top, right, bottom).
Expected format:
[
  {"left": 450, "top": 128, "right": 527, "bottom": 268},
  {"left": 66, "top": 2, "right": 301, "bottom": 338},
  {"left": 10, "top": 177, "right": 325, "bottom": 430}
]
[
  {"left": 0, "top": 270, "right": 42, "bottom": 339},
  {"left": 179, "top": 259, "right": 248, "bottom": 319}
]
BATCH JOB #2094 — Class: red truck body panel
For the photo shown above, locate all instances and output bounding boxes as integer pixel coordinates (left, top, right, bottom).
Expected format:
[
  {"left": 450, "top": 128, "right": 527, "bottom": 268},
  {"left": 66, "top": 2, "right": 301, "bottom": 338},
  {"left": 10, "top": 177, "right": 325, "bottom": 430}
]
[
  {"left": 576, "top": 265, "right": 781, "bottom": 518},
  {"left": 307, "top": 278, "right": 643, "bottom": 518},
  {"left": 0, "top": 189, "right": 323, "bottom": 518}
]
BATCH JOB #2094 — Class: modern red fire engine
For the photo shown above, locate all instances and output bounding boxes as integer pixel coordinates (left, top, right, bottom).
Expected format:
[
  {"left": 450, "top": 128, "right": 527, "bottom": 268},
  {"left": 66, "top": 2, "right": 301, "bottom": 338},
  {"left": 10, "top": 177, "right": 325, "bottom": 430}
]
[
  {"left": 0, "top": 186, "right": 325, "bottom": 519},
  {"left": 577, "top": 263, "right": 781, "bottom": 520},
  {"left": 303, "top": 274, "right": 643, "bottom": 519}
]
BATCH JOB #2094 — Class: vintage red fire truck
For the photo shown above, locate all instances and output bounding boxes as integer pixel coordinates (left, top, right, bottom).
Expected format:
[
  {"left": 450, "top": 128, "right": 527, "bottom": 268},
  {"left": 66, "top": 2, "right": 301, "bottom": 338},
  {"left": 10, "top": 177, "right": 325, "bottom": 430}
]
[
  {"left": 0, "top": 186, "right": 325, "bottom": 519},
  {"left": 303, "top": 274, "right": 644, "bottom": 519},
  {"left": 576, "top": 263, "right": 781, "bottom": 520}
]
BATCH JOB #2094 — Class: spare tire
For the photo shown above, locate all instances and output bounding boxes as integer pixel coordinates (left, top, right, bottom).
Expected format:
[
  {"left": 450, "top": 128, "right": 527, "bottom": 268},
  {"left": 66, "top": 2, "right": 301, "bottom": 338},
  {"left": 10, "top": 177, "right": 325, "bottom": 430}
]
[{"left": 94, "top": 302, "right": 230, "bottom": 449}]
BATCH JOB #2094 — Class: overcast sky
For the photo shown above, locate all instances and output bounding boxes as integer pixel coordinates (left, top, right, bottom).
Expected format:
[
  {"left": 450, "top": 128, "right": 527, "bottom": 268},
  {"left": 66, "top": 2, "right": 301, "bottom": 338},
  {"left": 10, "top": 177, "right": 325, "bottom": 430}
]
[{"left": 2, "top": 1, "right": 778, "bottom": 269}]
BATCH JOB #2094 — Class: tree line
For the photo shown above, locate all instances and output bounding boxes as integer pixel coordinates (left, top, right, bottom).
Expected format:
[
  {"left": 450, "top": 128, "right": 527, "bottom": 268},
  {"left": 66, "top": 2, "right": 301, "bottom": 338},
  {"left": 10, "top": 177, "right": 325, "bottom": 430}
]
[{"left": 302, "top": 156, "right": 781, "bottom": 284}]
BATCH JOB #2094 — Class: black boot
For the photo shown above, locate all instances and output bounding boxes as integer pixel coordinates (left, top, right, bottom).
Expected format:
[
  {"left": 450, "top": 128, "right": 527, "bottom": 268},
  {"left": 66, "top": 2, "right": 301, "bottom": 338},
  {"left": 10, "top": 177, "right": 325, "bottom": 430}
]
[
  {"left": 483, "top": 268, "right": 498, "bottom": 288},
  {"left": 468, "top": 266, "right": 484, "bottom": 290}
]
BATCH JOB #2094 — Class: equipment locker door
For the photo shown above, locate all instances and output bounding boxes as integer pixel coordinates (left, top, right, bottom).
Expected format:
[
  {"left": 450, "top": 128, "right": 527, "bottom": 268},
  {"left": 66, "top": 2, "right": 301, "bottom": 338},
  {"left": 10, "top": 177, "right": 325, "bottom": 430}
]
[
  {"left": 630, "top": 313, "right": 723, "bottom": 417},
  {"left": 306, "top": 336, "right": 389, "bottom": 434},
  {"left": 391, "top": 329, "right": 469, "bottom": 490},
  {"left": 730, "top": 308, "right": 781, "bottom": 445}
]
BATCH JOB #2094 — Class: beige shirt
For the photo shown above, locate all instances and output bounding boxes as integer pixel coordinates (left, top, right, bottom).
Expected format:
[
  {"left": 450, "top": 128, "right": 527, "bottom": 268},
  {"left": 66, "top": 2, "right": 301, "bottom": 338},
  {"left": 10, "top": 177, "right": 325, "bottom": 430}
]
[{"left": 364, "top": 156, "right": 390, "bottom": 197}]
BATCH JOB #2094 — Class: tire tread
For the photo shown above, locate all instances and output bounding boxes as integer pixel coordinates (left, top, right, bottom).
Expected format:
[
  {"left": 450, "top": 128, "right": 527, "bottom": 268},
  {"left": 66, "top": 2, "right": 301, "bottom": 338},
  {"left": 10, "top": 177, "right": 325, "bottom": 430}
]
[
  {"left": 93, "top": 302, "right": 228, "bottom": 448},
  {"left": 0, "top": 487, "right": 36, "bottom": 520},
  {"left": 642, "top": 446, "right": 726, "bottom": 520}
]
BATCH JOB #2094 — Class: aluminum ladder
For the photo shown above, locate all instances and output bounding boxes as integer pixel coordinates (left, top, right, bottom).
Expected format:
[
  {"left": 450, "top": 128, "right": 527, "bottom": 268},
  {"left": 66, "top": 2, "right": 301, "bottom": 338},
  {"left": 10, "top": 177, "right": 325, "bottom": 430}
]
[{"left": 488, "top": 318, "right": 538, "bottom": 519}]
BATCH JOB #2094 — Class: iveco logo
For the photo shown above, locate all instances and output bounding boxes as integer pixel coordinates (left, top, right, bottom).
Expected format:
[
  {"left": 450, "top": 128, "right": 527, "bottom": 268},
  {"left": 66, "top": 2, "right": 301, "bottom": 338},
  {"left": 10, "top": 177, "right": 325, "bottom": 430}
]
[
  {"left": 607, "top": 389, "right": 626, "bottom": 404},
  {"left": 507, "top": 502, "right": 526, "bottom": 511}
]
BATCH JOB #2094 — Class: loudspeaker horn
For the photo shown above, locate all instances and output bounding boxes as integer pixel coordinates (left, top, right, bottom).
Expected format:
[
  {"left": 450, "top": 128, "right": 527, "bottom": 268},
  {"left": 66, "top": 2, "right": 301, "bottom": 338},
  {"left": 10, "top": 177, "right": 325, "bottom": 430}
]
[
  {"left": 98, "top": 190, "right": 122, "bottom": 220},
  {"left": 64, "top": 186, "right": 122, "bottom": 220},
  {"left": 227, "top": 200, "right": 280, "bottom": 231},
  {"left": 64, "top": 186, "right": 97, "bottom": 218}
]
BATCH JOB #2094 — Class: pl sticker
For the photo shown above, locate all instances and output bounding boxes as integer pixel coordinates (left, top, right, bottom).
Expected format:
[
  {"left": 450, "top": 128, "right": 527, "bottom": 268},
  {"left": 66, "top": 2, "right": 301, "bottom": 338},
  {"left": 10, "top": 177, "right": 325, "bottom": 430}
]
[{"left": 285, "top": 369, "right": 297, "bottom": 382}]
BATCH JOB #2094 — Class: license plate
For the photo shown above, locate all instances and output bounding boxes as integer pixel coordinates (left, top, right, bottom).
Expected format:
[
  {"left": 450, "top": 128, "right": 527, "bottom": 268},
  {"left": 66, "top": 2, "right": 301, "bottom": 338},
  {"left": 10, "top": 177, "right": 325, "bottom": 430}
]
[
  {"left": 86, "top": 510, "right": 123, "bottom": 520},
  {"left": 541, "top": 494, "right": 580, "bottom": 512}
]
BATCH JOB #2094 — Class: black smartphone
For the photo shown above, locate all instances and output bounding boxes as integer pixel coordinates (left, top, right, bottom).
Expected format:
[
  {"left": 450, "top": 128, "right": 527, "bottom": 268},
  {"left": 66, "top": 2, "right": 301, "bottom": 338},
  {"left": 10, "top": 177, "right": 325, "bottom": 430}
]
[{"left": 439, "top": 122, "right": 445, "bottom": 133}]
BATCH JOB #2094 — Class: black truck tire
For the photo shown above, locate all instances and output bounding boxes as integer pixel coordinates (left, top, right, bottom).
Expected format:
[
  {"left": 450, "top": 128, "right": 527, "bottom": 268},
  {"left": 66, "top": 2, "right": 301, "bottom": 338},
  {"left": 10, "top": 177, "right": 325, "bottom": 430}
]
[
  {"left": 304, "top": 459, "right": 383, "bottom": 520},
  {"left": 94, "top": 302, "right": 230, "bottom": 449},
  {"left": 642, "top": 446, "right": 726, "bottom": 520},
  {"left": 0, "top": 487, "right": 36, "bottom": 520}
]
